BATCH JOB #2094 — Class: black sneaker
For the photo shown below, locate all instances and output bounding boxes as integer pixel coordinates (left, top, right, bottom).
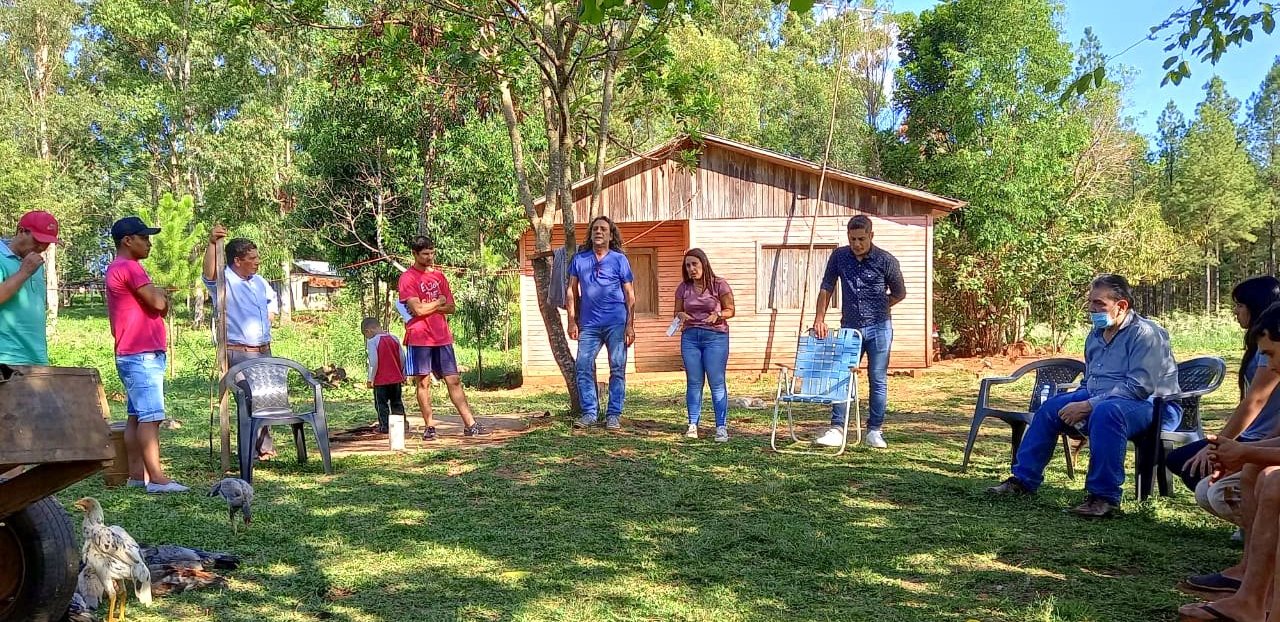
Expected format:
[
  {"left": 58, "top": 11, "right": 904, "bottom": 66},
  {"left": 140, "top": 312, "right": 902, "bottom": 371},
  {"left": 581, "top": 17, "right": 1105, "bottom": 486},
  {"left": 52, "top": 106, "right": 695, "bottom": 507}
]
[
  {"left": 422, "top": 426, "right": 437, "bottom": 441},
  {"left": 464, "top": 424, "right": 490, "bottom": 437}
]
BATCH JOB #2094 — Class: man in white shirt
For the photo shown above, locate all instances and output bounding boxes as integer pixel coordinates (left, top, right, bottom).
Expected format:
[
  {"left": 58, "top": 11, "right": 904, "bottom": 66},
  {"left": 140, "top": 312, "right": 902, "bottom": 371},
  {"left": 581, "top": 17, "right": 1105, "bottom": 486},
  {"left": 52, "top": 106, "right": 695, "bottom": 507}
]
[{"left": 203, "top": 225, "right": 279, "bottom": 459}]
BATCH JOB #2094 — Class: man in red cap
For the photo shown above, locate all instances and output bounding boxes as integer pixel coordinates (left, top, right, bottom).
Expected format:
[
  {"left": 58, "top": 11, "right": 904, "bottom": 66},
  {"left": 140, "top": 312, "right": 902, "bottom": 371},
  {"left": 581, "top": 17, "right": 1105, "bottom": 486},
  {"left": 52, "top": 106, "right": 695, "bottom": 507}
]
[{"left": 0, "top": 210, "right": 61, "bottom": 365}]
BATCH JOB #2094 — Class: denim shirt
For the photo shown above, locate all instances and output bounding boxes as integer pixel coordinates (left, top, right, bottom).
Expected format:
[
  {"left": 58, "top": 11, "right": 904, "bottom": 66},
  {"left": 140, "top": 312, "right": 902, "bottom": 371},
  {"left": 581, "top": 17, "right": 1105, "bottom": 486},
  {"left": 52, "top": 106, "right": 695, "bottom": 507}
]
[{"left": 1084, "top": 312, "right": 1180, "bottom": 416}]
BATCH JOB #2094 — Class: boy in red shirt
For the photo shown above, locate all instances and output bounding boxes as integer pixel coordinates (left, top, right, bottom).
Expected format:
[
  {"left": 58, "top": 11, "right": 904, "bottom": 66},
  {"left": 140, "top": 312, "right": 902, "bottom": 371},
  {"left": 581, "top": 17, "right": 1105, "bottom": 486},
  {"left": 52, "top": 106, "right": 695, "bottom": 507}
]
[
  {"left": 362, "top": 317, "right": 406, "bottom": 434},
  {"left": 397, "top": 236, "right": 488, "bottom": 440}
]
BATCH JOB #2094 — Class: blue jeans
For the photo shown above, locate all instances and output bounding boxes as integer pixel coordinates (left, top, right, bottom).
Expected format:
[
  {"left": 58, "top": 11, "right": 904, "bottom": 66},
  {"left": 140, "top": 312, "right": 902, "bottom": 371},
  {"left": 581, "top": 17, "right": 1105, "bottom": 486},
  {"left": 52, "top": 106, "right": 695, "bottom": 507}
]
[
  {"left": 681, "top": 328, "right": 729, "bottom": 426},
  {"left": 576, "top": 324, "right": 628, "bottom": 420},
  {"left": 831, "top": 320, "right": 892, "bottom": 430},
  {"left": 1010, "top": 388, "right": 1156, "bottom": 505},
  {"left": 115, "top": 351, "right": 167, "bottom": 422}
]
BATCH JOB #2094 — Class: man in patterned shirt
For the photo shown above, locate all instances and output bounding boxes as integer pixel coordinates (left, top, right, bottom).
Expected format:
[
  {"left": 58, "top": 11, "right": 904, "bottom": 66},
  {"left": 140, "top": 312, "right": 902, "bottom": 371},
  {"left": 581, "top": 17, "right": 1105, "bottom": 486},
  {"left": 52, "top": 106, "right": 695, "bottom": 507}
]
[{"left": 811, "top": 215, "right": 906, "bottom": 449}]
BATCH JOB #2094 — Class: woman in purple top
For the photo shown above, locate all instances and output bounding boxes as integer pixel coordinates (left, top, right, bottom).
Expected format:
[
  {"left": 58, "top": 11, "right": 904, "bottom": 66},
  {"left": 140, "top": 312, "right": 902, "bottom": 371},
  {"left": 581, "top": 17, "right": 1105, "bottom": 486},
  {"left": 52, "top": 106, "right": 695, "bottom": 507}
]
[{"left": 675, "top": 249, "right": 735, "bottom": 441}]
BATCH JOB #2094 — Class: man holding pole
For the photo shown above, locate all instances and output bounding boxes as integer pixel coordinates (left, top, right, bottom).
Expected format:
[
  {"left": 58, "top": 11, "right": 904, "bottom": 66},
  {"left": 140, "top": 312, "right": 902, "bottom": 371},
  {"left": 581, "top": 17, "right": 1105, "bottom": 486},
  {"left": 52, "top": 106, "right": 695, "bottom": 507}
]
[{"left": 203, "top": 225, "right": 279, "bottom": 460}]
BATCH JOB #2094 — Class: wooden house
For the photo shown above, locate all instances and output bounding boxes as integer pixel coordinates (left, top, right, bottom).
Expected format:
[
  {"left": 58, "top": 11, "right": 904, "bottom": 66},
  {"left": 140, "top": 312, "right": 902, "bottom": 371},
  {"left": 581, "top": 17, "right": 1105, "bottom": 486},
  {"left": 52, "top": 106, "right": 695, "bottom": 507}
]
[
  {"left": 517, "top": 134, "right": 965, "bottom": 381},
  {"left": 287, "top": 260, "right": 345, "bottom": 311}
]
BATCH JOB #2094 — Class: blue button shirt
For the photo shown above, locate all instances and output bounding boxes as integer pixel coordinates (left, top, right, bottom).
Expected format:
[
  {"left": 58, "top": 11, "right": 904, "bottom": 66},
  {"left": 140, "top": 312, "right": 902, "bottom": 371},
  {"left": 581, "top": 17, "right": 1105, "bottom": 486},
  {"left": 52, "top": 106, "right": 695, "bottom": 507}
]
[
  {"left": 568, "top": 249, "right": 633, "bottom": 328},
  {"left": 820, "top": 245, "right": 905, "bottom": 329},
  {"left": 1083, "top": 311, "right": 1181, "bottom": 427},
  {"left": 203, "top": 268, "right": 278, "bottom": 346},
  {"left": 1239, "top": 352, "right": 1280, "bottom": 441}
]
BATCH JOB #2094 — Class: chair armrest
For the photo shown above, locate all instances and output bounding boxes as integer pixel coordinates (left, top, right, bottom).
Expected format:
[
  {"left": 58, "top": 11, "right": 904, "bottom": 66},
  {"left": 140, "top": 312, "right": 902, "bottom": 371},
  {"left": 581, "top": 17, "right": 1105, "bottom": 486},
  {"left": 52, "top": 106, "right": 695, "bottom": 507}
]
[
  {"left": 1055, "top": 382, "right": 1080, "bottom": 394},
  {"left": 980, "top": 376, "right": 1018, "bottom": 388},
  {"left": 1156, "top": 388, "right": 1219, "bottom": 403}
]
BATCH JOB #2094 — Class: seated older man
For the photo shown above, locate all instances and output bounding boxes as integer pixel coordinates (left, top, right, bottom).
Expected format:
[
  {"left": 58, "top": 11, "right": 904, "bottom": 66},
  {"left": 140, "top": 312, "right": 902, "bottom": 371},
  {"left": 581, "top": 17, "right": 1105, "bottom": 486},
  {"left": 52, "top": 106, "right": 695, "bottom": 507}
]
[
  {"left": 1180, "top": 302, "right": 1280, "bottom": 622},
  {"left": 987, "top": 274, "right": 1180, "bottom": 517}
]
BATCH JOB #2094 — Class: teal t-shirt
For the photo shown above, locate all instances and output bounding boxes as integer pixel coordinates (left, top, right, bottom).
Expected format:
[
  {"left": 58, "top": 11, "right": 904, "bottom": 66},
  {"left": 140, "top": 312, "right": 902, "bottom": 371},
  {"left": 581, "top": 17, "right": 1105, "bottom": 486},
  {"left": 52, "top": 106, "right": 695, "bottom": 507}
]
[{"left": 0, "top": 240, "right": 48, "bottom": 365}]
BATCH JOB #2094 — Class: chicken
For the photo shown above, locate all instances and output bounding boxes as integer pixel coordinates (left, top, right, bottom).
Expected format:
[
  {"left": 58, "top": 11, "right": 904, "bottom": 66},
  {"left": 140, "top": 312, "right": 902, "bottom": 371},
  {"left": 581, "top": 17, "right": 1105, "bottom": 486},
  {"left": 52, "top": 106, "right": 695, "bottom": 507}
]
[
  {"left": 72, "top": 497, "right": 152, "bottom": 622},
  {"left": 149, "top": 565, "right": 228, "bottom": 597},
  {"left": 209, "top": 477, "right": 254, "bottom": 532},
  {"left": 140, "top": 544, "right": 240, "bottom": 571}
]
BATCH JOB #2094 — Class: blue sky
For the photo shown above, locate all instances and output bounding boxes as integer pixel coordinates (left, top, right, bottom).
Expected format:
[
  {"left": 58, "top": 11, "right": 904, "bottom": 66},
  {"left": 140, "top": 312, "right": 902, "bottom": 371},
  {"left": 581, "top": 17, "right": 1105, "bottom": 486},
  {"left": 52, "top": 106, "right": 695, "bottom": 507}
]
[{"left": 889, "top": 0, "right": 1278, "bottom": 137}]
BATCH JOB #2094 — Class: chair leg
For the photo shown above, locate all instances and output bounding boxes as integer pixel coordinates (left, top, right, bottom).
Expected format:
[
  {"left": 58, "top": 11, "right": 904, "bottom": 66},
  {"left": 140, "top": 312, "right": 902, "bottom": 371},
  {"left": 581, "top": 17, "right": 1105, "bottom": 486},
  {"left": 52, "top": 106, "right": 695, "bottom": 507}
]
[
  {"left": 961, "top": 411, "right": 988, "bottom": 471},
  {"left": 770, "top": 402, "right": 782, "bottom": 453},
  {"left": 292, "top": 423, "right": 307, "bottom": 464},
  {"left": 313, "top": 414, "right": 333, "bottom": 475},
  {"left": 1061, "top": 434, "right": 1075, "bottom": 481},
  {"left": 1157, "top": 439, "right": 1175, "bottom": 497},
  {"left": 238, "top": 418, "right": 255, "bottom": 484},
  {"left": 1009, "top": 421, "right": 1027, "bottom": 468},
  {"left": 1134, "top": 434, "right": 1157, "bottom": 502}
]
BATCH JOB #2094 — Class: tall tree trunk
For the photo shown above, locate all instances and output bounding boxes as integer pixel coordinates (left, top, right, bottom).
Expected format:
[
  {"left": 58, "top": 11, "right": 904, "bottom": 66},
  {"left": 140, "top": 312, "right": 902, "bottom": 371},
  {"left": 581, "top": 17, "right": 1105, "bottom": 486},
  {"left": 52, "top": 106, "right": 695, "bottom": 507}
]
[
  {"left": 279, "top": 260, "right": 293, "bottom": 322},
  {"left": 498, "top": 76, "right": 581, "bottom": 412}
]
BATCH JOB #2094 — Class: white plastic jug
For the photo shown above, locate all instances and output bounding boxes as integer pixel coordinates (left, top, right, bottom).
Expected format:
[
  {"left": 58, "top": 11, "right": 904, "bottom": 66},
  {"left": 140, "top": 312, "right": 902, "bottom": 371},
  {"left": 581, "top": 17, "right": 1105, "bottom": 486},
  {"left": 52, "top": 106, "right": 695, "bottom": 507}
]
[{"left": 389, "top": 414, "right": 405, "bottom": 450}]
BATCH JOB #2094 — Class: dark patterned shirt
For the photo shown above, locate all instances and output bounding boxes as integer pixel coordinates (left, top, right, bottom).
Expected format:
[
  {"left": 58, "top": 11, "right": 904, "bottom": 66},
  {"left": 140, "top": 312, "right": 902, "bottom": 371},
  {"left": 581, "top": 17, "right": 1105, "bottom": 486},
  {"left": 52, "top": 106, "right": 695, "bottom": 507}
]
[{"left": 820, "top": 245, "right": 905, "bottom": 329}]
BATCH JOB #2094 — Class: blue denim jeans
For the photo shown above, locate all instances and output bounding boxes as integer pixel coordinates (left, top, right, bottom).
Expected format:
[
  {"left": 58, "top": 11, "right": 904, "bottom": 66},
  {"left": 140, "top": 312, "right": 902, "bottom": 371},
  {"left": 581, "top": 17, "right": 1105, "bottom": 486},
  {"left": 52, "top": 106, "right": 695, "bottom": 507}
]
[
  {"left": 1011, "top": 388, "right": 1156, "bottom": 505},
  {"left": 115, "top": 351, "right": 167, "bottom": 422},
  {"left": 831, "top": 320, "right": 892, "bottom": 430},
  {"left": 681, "top": 328, "right": 729, "bottom": 427},
  {"left": 576, "top": 324, "right": 628, "bottom": 420}
]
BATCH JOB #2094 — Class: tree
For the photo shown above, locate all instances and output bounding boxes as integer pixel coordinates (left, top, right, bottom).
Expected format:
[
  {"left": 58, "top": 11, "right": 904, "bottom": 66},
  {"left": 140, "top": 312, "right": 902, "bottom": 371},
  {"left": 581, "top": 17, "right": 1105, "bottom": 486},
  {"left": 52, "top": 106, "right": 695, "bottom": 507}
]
[
  {"left": 1248, "top": 56, "right": 1280, "bottom": 274},
  {"left": 1164, "top": 76, "right": 1265, "bottom": 314},
  {"left": 890, "top": 0, "right": 1087, "bottom": 354},
  {"left": 0, "top": 0, "right": 92, "bottom": 319}
]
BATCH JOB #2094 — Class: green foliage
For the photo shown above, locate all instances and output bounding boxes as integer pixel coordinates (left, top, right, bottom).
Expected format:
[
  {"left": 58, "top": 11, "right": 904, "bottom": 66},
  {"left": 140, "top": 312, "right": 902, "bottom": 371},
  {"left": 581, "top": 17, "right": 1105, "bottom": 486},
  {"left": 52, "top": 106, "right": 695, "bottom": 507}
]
[
  {"left": 1164, "top": 77, "right": 1266, "bottom": 261},
  {"left": 142, "top": 193, "right": 205, "bottom": 291}
]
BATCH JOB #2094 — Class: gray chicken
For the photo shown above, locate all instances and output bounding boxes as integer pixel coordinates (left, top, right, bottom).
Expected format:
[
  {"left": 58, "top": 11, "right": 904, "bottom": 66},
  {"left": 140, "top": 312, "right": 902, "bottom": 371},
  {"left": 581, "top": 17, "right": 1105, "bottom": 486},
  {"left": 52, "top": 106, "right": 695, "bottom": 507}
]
[{"left": 208, "top": 478, "right": 254, "bottom": 532}]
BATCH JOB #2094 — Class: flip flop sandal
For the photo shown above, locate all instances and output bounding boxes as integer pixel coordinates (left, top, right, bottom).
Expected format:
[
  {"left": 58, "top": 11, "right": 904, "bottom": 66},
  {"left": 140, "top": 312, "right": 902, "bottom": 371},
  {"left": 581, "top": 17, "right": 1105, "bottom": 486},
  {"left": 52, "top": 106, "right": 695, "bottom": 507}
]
[
  {"left": 1184, "top": 572, "right": 1242, "bottom": 593},
  {"left": 1179, "top": 604, "right": 1240, "bottom": 622}
]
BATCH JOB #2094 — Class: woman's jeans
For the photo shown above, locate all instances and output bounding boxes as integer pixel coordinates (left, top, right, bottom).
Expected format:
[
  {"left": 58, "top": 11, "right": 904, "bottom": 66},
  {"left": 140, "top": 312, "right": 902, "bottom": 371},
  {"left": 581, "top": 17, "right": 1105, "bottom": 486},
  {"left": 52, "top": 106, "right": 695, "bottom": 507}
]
[{"left": 682, "top": 328, "right": 729, "bottom": 427}]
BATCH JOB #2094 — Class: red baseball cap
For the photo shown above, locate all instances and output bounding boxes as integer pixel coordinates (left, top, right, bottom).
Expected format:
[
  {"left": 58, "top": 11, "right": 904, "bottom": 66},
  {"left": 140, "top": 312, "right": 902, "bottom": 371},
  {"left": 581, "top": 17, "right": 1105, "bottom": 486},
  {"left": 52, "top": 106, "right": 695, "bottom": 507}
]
[{"left": 17, "top": 211, "right": 61, "bottom": 244}]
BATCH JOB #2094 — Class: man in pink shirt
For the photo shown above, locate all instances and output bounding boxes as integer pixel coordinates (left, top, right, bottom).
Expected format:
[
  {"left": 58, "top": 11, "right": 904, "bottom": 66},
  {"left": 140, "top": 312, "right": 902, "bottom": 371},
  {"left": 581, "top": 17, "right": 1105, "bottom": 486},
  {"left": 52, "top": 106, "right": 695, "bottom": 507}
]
[
  {"left": 397, "top": 236, "right": 488, "bottom": 440},
  {"left": 105, "top": 216, "right": 188, "bottom": 494}
]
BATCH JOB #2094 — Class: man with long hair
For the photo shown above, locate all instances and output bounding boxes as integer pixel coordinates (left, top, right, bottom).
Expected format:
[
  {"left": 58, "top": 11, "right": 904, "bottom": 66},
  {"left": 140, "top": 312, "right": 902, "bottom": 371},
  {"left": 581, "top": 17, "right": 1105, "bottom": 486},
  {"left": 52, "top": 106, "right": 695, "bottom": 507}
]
[{"left": 567, "top": 215, "right": 636, "bottom": 431}]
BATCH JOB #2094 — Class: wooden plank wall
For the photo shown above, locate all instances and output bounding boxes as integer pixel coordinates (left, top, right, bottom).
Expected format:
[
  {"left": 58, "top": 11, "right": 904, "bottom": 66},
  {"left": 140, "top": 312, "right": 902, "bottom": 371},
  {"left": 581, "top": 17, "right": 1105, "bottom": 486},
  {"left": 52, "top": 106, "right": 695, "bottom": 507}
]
[
  {"left": 689, "top": 215, "right": 931, "bottom": 371},
  {"left": 519, "top": 221, "right": 688, "bottom": 378}
]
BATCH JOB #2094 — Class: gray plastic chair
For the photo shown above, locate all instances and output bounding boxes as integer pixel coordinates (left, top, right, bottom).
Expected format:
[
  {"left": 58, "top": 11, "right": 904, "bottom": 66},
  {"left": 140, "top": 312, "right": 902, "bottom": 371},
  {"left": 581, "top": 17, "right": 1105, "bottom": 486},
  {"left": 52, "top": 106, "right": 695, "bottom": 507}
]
[
  {"left": 962, "top": 358, "right": 1087, "bottom": 477},
  {"left": 1135, "top": 356, "right": 1227, "bottom": 500},
  {"left": 221, "top": 357, "right": 333, "bottom": 483}
]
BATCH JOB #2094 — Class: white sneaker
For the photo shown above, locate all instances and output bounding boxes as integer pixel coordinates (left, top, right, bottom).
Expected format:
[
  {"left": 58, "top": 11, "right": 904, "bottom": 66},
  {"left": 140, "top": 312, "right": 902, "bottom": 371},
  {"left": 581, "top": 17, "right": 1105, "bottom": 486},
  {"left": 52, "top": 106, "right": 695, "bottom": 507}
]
[
  {"left": 146, "top": 481, "right": 190, "bottom": 494},
  {"left": 865, "top": 430, "right": 888, "bottom": 449},
  {"left": 714, "top": 426, "right": 729, "bottom": 442},
  {"left": 685, "top": 424, "right": 699, "bottom": 439},
  {"left": 813, "top": 426, "right": 845, "bottom": 447}
]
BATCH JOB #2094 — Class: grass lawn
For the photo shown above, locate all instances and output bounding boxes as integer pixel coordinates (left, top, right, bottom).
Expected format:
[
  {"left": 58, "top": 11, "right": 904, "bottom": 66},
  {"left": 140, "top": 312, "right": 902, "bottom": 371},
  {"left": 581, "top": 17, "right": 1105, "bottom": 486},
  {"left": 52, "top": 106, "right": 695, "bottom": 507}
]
[{"left": 45, "top": 307, "right": 1247, "bottom": 621}]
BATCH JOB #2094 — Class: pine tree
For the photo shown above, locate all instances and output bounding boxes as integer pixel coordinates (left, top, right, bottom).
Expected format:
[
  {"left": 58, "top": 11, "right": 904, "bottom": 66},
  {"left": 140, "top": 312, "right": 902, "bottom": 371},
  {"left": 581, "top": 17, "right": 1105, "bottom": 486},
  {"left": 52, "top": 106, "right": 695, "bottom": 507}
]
[{"left": 1165, "top": 76, "right": 1265, "bottom": 313}]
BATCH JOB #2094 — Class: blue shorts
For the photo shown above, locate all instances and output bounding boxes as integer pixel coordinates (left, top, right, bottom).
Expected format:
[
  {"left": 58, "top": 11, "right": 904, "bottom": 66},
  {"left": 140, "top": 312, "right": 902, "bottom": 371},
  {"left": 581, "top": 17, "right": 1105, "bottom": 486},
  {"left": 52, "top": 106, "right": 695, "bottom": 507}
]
[
  {"left": 115, "top": 351, "right": 166, "bottom": 423},
  {"left": 404, "top": 344, "right": 459, "bottom": 380}
]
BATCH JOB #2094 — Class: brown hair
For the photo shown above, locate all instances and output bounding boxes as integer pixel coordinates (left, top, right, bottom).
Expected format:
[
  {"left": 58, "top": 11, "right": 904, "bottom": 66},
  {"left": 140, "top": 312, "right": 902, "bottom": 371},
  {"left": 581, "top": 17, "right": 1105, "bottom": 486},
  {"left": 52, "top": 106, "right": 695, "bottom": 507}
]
[{"left": 681, "top": 248, "right": 719, "bottom": 292}]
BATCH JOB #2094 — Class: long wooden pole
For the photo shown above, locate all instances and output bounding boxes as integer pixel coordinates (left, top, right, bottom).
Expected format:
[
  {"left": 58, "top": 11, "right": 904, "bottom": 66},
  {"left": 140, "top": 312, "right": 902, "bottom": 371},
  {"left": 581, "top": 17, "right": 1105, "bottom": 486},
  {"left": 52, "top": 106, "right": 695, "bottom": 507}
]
[
  {"left": 215, "top": 239, "right": 230, "bottom": 471},
  {"left": 797, "top": 0, "right": 848, "bottom": 336}
]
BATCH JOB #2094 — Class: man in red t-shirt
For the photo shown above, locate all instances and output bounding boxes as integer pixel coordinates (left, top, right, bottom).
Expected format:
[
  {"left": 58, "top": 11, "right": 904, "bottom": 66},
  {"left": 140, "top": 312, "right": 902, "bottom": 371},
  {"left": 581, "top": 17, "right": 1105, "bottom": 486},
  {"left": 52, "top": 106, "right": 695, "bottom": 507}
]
[
  {"left": 105, "top": 216, "right": 188, "bottom": 494},
  {"left": 397, "top": 236, "right": 488, "bottom": 440}
]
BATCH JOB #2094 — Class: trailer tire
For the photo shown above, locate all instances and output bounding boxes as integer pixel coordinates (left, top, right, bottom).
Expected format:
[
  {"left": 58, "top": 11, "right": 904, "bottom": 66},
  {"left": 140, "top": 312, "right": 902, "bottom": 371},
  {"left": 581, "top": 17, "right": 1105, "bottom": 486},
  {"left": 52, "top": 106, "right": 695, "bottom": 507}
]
[{"left": 0, "top": 496, "right": 79, "bottom": 622}]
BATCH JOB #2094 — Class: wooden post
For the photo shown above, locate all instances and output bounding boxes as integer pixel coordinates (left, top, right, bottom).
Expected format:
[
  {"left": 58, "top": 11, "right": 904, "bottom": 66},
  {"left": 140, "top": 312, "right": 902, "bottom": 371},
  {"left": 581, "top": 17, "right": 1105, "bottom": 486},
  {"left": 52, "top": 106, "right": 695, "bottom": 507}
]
[{"left": 216, "top": 240, "right": 231, "bottom": 472}]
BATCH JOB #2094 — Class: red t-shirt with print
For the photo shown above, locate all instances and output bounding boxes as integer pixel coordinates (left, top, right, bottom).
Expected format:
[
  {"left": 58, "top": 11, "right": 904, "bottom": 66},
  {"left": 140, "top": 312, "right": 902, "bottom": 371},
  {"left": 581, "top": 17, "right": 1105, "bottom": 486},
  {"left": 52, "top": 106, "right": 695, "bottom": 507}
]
[{"left": 397, "top": 266, "right": 454, "bottom": 347}]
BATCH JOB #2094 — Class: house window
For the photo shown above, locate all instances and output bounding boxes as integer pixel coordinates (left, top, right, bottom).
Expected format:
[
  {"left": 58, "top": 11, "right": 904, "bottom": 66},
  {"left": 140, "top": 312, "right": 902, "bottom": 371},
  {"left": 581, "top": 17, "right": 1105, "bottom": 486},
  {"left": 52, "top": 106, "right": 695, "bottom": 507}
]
[
  {"left": 758, "top": 245, "right": 838, "bottom": 311},
  {"left": 628, "top": 247, "right": 659, "bottom": 316}
]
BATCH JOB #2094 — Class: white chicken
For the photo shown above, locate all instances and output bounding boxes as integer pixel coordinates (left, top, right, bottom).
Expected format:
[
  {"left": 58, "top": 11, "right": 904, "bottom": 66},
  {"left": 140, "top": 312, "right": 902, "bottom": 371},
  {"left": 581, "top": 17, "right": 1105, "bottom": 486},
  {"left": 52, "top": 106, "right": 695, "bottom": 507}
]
[{"left": 73, "top": 497, "right": 152, "bottom": 622}]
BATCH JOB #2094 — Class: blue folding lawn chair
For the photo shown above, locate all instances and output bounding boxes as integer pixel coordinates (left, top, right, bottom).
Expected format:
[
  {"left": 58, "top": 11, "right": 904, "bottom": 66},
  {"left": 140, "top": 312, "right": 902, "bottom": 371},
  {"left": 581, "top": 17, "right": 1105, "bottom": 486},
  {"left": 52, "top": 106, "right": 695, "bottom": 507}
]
[{"left": 770, "top": 328, "right": 864, "bottom": 456}]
